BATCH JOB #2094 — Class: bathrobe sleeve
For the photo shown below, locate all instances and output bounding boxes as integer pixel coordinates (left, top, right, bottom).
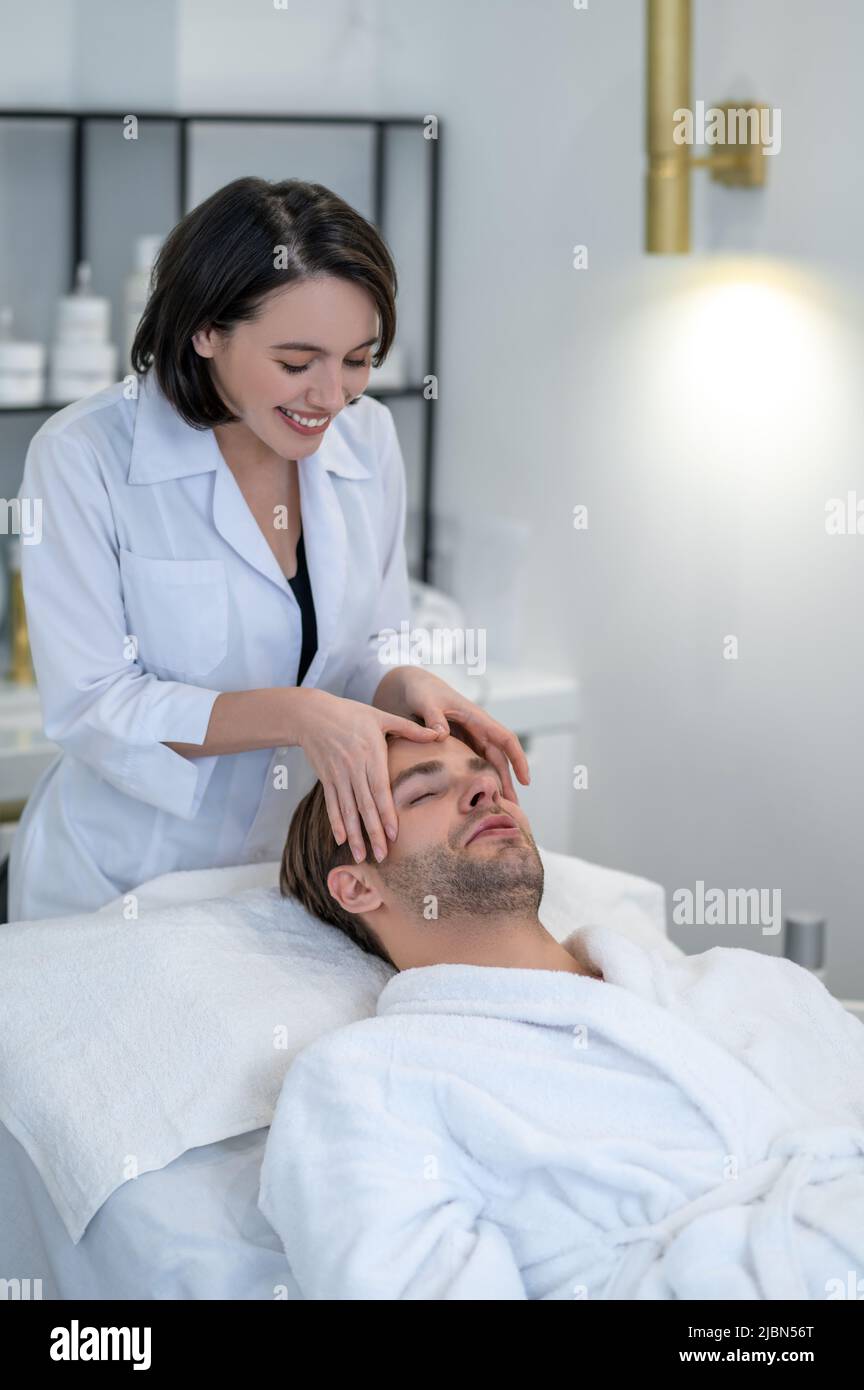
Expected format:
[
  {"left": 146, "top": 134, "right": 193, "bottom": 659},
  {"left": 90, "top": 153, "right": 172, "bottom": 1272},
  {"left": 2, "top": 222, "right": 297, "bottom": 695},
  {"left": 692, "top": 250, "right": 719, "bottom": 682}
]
[
  {"left": 341, "top": 406, "right": 421, "bottom": 708},
  {"left": 258, "top": 1036, "right": 529, "bottom": 1301},
  {"left": 18, "top": 430, "right": 221, "bottom": 819}
]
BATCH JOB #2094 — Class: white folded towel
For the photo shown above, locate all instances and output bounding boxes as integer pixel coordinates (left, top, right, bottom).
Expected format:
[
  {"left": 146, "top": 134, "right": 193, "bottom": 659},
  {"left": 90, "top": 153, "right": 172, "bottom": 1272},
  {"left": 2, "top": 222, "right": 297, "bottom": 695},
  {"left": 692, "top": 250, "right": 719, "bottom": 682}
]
[{"left": 0, "top": 886, "right": 389, "bottom": 1243}]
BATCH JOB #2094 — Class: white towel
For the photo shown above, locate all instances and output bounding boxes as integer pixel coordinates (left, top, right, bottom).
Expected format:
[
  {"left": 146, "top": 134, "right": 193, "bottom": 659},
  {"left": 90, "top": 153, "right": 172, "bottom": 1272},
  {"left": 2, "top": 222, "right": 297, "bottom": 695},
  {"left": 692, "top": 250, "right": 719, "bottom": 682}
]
[
  {"left": 0, "top": 887, "right": 390, "bottom": 1243},
  {"left": 258, "top": 927, "right": 864, "bottom": 1300}
]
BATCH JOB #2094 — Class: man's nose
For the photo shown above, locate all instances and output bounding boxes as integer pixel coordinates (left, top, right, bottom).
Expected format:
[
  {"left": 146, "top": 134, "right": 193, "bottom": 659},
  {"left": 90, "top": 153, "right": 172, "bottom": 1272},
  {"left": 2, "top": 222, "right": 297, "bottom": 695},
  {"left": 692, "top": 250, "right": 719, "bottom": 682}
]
[{"left": 463, "top": 771, "right": 502, "bottom": 806}]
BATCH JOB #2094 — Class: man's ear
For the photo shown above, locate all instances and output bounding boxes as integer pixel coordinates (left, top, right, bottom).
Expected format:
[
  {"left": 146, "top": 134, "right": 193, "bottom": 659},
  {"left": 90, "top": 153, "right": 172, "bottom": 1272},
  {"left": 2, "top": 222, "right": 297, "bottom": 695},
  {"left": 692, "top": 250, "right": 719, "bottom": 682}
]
[{"left": 326, "top": 864, "right": 384, "bottom": 916}]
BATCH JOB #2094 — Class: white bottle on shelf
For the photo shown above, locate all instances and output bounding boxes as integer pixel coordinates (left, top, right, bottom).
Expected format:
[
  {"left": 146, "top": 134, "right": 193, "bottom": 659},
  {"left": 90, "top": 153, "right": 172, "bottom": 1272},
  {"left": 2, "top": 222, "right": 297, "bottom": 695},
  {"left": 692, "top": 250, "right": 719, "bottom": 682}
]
[
  {"left": 0, "top": 307, "right": 46, "bottom": 406},
  {"left": 49, "top": 262, "right": 118, "bottom": 404},
  {"left": 124, "top": 234, "right": 162, "bottom": 373}
]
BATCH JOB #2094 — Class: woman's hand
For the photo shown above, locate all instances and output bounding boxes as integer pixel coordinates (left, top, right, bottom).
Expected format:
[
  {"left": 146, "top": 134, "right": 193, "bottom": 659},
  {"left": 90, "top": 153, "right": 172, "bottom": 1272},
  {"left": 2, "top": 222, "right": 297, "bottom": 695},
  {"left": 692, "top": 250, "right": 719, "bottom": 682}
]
[
  {"left": 297, "top": 687, "right": 442, "bottom": 865},
  {"left": 374, "top": 666, "right": 531, "bottom": 804}
]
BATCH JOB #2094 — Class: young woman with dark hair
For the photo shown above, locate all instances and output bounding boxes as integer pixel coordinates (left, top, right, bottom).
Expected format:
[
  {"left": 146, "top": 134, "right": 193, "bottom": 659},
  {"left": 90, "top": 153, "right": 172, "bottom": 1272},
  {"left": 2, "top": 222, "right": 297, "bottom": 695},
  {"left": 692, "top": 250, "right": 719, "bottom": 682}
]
[{"left": 10, "top": 177, "right": 528, "bottom": 921}]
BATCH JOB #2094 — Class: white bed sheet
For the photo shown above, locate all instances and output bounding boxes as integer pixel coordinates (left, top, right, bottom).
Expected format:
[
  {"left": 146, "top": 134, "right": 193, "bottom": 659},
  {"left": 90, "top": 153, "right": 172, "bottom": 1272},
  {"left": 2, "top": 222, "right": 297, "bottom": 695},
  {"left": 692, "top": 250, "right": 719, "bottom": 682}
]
[{"left": 0, "top": 1119, "right": 300, "bottom": 1300}]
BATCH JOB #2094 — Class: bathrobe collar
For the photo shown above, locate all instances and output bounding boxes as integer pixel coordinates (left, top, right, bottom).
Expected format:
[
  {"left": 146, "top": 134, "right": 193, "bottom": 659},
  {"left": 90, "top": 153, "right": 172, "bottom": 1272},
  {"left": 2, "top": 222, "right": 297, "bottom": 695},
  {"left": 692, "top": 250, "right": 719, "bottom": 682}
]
[
  {"left": 375, "top": 925, "right": 654, "bottom": 1026},
  {"left": 373, "top": 922, "right": 798, "bottom": 1158}
]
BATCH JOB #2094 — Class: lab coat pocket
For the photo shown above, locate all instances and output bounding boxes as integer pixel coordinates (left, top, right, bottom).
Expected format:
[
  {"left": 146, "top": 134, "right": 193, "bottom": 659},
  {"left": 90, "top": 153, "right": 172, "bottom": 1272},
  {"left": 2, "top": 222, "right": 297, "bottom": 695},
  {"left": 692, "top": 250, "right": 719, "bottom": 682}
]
[{"left": 118, "top": 547, "right": 229, "bottom": 680}]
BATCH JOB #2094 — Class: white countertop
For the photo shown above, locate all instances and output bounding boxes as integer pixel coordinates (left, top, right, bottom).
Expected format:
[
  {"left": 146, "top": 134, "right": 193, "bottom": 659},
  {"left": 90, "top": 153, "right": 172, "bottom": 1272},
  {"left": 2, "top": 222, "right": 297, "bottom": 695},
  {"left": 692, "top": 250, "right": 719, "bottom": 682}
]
[{"left": 419, "top": 661, "right": 580, "bottom": 734}]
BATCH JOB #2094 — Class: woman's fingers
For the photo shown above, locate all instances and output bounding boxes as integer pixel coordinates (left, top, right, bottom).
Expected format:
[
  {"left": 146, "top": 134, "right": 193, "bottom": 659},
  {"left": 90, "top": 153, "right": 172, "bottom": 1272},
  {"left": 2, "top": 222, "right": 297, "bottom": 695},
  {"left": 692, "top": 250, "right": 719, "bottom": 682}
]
[
  {"left": 446, "top": 705, "right": 531, "bottom": 787},
  {"left": 483, "top": 720, "right": 530, "bottom": 786},
  {"left": 440, "top": 708, "right": 520, "bottom": 801},
  {"left": 325, "top": 729, "right": 437, "bottom": 863},
  {"left": 319, "top": 707, "right": 527, "bottom": 865},
  {"left": 334, "top": 765, "right": 389, "bottom": 864},
  {"left": 387, "top": 714, "right": 443, "bottom": 742},
  {"left": 333, "top": 771, "right": 367, "bottom": 863},
  {"left": 480, "top": 737, "right": 519, "bottom": 803},
  {"left": 320, "top": 706, "right": 534, "bottom": 867},
  {"left": 321, "top": 711, "right": 528, "bottom": 866},
  {"left": 322, "top": 779, "right": 347, "bottom": 846},
  {"left": 351, "top": 765, "right": 388, "bottom": 863},
  {"left": 367, "top": 746, "right": 400, "bottom": 845},
  {"left": 463, "top": 726, "right": 518, "bottom": 803},
  {"left": 502, "top": 727, "right": 531, "bottom": 785},
  {"left": 407, "top": 701, "right": 450, "bottom": 736}
]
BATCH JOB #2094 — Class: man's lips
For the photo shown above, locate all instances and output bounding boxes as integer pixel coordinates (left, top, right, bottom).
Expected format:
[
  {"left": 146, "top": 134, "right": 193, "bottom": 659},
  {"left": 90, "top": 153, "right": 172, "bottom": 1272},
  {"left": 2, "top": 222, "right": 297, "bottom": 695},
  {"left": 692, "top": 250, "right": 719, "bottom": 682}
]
[{"left": 464, "top": 814, "right": 521, "bottom": 846}]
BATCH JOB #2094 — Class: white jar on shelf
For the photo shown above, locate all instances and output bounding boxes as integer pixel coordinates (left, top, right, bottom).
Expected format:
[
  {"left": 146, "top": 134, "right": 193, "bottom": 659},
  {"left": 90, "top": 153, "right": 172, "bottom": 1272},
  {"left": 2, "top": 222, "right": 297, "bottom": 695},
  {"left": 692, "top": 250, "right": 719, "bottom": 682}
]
[
  {"left": 124, "top": 233, "right": 162, "bottom": 373},
  {"left": 0, "top": 307, "right": 46, "bottom": 405},
  {"left": 49, "top": 261, "right": 118, "bottom": 404},
  {"left": 49, "top": 340, "right": 118, "bottom": 404}
]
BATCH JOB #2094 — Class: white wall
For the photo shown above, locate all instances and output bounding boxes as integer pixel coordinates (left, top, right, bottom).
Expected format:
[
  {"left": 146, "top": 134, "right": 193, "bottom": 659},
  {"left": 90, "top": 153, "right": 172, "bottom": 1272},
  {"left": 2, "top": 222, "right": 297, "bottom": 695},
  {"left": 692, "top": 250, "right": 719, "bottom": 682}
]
[
  {"left": 3, "top": 0, "right": 862, "bottom": 990},
  {"left": 0, "top": 0, "right": 179, "bottom": 106}
]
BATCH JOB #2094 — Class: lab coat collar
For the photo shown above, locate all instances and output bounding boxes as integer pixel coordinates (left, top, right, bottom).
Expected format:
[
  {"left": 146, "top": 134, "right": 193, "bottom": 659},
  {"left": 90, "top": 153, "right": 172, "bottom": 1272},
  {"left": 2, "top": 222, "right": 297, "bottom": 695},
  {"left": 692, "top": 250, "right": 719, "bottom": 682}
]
[{"left": 127, "top": 369, "right": 371, "bottom": 484}]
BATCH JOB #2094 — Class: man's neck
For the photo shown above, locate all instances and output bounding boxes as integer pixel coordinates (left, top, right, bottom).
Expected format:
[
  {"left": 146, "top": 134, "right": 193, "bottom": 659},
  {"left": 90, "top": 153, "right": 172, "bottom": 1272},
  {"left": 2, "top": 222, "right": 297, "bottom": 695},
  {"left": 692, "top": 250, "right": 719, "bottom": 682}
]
[{"left": 401, "top": 916, "right": 598, "bottom": 976}]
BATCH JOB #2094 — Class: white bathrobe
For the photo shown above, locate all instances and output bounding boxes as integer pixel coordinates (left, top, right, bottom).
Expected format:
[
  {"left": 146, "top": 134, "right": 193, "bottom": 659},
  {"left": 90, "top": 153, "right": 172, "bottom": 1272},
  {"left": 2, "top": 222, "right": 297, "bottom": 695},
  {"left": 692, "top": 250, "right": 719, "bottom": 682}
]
[{"left": 257, "top": 926, "right": 864, "bottom": 1300}]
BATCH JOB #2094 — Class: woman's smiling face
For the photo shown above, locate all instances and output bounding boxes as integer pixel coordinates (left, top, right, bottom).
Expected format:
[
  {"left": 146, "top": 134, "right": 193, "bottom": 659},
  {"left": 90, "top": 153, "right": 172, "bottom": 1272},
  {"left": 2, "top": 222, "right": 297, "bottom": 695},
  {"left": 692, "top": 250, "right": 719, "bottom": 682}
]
[{"left": 192, "top": 274, "right": 379, "bottom": 459}]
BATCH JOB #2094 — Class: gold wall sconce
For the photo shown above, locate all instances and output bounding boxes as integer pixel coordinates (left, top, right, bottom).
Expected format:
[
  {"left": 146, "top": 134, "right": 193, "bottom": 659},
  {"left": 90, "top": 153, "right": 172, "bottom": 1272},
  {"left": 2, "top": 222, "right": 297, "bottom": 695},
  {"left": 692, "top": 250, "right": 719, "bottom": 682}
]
[{"left": 646, "top": 0, "right": 775, "bottom": 252}]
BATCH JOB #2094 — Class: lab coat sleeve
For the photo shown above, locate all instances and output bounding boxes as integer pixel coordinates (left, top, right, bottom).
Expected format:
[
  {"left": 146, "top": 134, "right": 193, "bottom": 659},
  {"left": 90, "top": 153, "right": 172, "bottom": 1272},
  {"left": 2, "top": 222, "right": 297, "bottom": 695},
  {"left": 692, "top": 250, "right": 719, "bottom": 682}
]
[
  {"left": 341, "top": 406, "right": 422, "bottom": 708},
  {"left": 18, "top": 430, "right": 221, "bottom": 820},
  {"left": 258, "top": 1040, "right": 529, "bottom": 1301}
]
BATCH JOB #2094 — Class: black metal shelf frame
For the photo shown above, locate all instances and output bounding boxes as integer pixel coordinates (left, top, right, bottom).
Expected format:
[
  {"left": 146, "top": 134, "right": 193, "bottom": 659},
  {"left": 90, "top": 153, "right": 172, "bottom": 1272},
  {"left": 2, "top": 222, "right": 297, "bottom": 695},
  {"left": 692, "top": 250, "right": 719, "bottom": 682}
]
[{"left": 0, "top": 107, "right": 441, "bottom": 581}]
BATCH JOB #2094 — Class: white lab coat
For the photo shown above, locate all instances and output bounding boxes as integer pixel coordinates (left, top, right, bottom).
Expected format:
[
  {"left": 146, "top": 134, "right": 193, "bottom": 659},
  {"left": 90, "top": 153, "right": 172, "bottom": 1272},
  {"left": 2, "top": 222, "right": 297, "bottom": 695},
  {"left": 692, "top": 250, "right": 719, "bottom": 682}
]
[{"left": 8, "top": 370, "right": 413, "bottom": 922}]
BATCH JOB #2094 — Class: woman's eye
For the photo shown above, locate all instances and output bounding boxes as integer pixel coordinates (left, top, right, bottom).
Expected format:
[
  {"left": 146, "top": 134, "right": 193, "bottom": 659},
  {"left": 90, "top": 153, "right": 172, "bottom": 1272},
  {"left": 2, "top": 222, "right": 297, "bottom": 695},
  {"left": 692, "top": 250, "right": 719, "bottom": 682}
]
[{"left": 280, "top": 359, "right": 369, "bottom": 374}]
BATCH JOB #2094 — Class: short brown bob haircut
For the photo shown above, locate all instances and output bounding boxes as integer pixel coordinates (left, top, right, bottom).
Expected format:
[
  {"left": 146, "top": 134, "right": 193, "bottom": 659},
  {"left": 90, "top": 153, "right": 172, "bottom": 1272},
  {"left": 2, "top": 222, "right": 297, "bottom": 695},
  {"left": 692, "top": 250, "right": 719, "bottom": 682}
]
[
  {"left": 281, "top": 721, "right": 474, "bottom": 968},
  {"left": 131, "top": 175, "right": 398, "bottom": 429}
]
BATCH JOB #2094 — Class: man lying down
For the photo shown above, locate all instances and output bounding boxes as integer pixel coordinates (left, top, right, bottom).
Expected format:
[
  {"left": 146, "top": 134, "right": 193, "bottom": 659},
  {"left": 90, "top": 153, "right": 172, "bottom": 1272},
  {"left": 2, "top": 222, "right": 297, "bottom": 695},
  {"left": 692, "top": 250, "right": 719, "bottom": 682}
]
[{"left": 258, "top": 724, "right": 864, "bottom": 1301}]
